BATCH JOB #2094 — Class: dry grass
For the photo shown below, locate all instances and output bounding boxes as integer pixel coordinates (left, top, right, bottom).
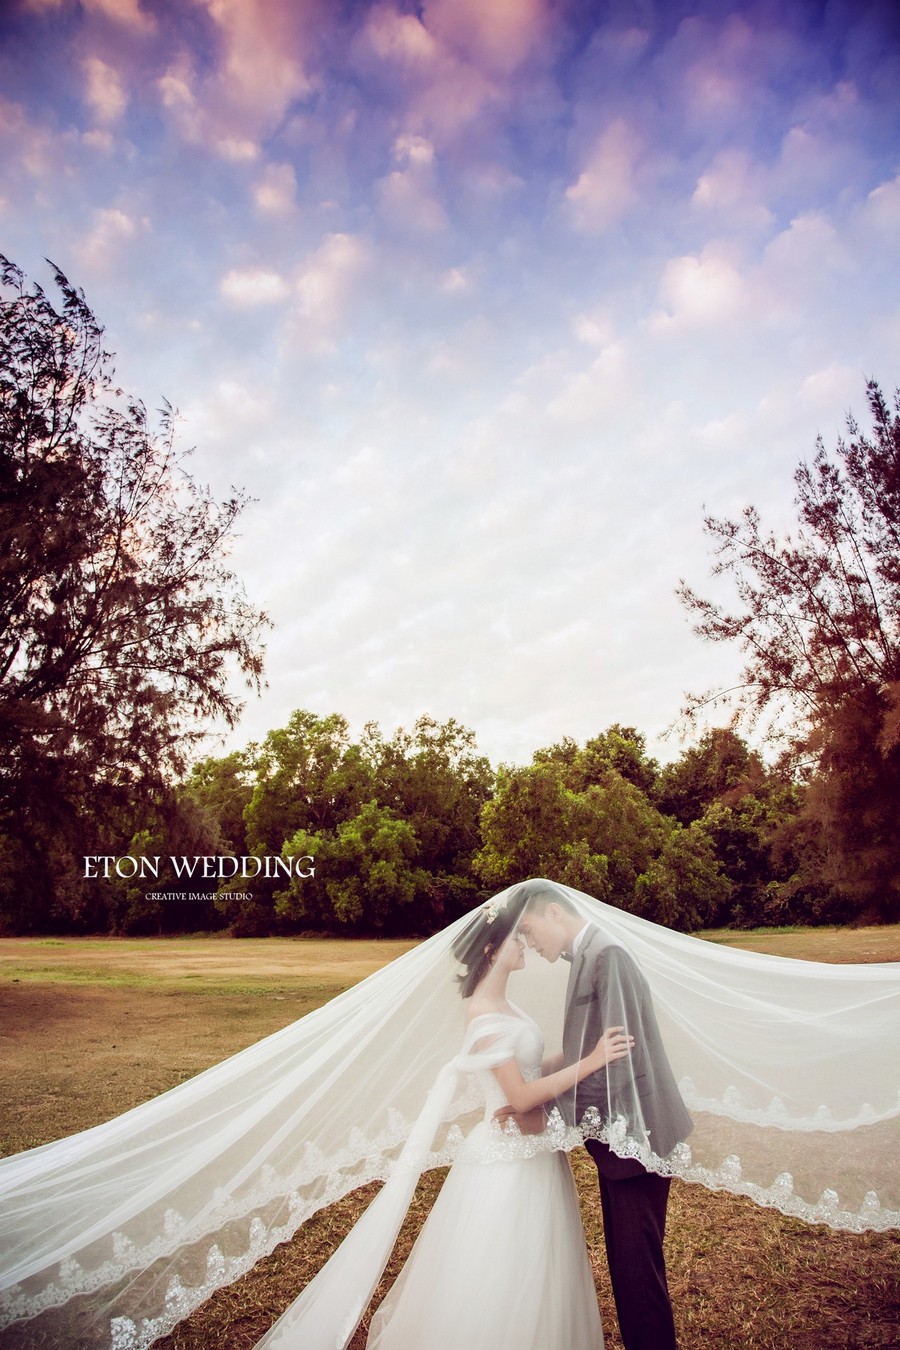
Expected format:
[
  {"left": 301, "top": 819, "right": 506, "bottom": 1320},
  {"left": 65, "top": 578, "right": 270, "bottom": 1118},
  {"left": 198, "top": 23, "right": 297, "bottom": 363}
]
[
  {"left": 698, "top": 925, "right": 900, "bottom": 964},
  {"left": 1, "top": 929, "right": 898, "bottom": 1348},
  {"left": 0, "top": 934, "right": 418, "bottom": 992}
]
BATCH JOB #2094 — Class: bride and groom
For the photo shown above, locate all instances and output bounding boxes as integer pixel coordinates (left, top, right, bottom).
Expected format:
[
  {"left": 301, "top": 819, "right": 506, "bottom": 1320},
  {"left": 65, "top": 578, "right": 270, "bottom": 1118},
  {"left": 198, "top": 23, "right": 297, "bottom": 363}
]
[{"left": 259, "top": 878, "right": 693, "bottom": 1349}]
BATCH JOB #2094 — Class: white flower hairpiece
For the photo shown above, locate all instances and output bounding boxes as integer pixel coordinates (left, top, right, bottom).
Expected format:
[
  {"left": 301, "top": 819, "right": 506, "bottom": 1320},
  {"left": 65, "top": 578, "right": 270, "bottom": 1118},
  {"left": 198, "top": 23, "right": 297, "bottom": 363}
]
[{"left": 482, "top": 896, "right": 508, "bottom": 925}]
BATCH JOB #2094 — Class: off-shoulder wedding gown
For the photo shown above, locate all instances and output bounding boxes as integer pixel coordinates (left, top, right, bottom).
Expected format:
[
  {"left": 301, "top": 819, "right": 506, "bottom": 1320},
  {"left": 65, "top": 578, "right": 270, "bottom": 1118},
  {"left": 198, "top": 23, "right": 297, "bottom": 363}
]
[{"left": 365, "top": 1009, "right": 604, "bottom": 1350}]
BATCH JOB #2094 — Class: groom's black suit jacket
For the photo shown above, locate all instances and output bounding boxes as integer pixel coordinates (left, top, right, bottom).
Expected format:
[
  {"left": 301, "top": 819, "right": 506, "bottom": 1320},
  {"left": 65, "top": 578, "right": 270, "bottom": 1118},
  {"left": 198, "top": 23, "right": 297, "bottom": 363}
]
[{"left": 556, "top": 925, "right": 693, "bottom": 1177}]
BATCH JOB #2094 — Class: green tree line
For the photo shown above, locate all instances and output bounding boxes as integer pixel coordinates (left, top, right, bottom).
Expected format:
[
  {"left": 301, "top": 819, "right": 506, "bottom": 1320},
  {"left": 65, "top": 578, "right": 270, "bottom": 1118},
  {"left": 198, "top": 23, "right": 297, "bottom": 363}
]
[{"left": 7, "top": 709, "right": 884, "bottom": 937}]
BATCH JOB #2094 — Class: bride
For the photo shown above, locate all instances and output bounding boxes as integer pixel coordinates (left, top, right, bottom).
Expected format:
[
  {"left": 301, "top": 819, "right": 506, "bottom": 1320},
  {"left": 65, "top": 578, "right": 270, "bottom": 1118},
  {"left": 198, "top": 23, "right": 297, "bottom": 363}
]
[{"left": 0, "top": 879, "right": 897, "bottom": 1349}]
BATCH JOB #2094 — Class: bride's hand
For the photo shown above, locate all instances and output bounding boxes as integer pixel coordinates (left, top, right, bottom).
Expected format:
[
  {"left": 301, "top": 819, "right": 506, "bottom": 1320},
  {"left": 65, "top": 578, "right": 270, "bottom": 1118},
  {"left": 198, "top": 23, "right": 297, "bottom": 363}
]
[
  {"left": 590, "top": 1026, "right": 634, "bottom": 1069},
  {"left": 494, "top": 1104, "right": 546, "bottom": 1135}
]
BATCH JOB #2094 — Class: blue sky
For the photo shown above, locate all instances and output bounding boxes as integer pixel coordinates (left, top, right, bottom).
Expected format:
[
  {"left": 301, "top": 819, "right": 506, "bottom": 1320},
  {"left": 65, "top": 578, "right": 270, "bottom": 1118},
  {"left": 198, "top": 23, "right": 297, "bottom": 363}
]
[{"left": 2, "top": 0, "right": 899, "bottom": 765}]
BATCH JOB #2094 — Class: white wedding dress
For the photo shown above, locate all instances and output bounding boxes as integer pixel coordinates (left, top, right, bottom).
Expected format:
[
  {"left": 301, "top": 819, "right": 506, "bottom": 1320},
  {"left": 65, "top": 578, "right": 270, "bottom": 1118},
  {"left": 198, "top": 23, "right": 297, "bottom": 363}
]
[
  {"left": 365, "top": 1010, "right": 604, "bottom": 1350},
  {"left": 255, "top": 1008, "right": 604, "bottom": 1350}
]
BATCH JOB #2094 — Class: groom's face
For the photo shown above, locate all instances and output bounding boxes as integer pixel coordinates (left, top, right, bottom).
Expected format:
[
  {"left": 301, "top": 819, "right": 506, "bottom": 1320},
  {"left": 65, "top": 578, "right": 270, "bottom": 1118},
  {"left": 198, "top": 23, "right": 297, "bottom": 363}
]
[{"left": 518, "top": 905, "right": 567, "bottom": 962}]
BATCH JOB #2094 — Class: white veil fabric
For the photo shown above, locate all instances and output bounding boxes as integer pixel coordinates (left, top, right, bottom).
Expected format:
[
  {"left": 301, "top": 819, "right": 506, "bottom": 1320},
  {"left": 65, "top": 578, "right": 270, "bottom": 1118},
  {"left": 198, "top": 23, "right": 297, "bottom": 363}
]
[{"left": 0, "top": 880, "right": 897, "bottom": 1350}]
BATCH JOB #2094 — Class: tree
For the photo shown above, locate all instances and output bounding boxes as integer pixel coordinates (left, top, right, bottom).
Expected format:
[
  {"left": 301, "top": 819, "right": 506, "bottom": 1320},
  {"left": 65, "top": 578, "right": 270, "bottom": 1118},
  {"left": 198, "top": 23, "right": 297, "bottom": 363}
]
[
  {"left": 277, "top": 801, "right": 423, "bottom": 932},
  {"left": 242, "top": 711, "right": 370, "bottom": 853},
  {"left": 182, "top": 750, "right": 255, "bottom": 857},
  {"left": 474, "top": 742, "right": 727, "bottom": 930},
  {"left": 216, "top": 710, "right": 372, "bottom": 932},
  {"left": 0, "top": 256, "right": 267, "bottom": 929},
  {"left": 655, "top": 727, "right": 764, "bottom": 825},
  {"left": 679, "top": 380, "right": 900, "bottom": 919},
  {"left": 364, "top": 715, "right": 493, "bottom": 925},
  {"left": 535, "top": 724, "right": 658, "bottom": 796},
  {"left": 474, "top": 759, "right": 583, "bottom": 889},
  {"left": 634, "top": 818, "right": 731, "bottom": 931},
  {"left": 100, "top": 795, "right": 226, "bottom": 936},
  {"left": 212, "top": 711, "right": 490, "bottom": 936},
  {"left": 698, "top": 781, "right": 802, "bottom": 928}
]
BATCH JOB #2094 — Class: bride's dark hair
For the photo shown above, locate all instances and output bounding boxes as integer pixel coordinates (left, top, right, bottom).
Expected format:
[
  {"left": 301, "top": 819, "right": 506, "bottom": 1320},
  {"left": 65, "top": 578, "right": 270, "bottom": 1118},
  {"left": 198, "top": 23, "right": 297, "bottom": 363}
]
[{"left": 452, "top": 888, "right": 529, "bottom": 998}]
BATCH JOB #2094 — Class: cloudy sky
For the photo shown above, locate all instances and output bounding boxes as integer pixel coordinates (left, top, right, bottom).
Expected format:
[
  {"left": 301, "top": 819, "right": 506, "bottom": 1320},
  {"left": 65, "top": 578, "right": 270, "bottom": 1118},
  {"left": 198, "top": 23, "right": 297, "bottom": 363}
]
[{"left": 2, "top": 0, "right": 899, "bottom": 767}]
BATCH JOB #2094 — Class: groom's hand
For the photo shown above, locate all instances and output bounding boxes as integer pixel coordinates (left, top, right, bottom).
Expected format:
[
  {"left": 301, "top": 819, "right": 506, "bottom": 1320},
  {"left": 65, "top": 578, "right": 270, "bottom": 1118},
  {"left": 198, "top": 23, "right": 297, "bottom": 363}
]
[{"left": 494, "top": 1104, "right": 545, "bottom": 1135}]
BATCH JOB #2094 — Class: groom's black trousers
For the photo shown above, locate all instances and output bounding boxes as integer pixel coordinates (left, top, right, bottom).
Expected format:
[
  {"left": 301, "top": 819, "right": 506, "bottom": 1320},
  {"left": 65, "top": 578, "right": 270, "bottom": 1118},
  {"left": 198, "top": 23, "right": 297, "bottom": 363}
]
[{"left": 585, "top": 1139, "right": 678, "bottom": 1350}]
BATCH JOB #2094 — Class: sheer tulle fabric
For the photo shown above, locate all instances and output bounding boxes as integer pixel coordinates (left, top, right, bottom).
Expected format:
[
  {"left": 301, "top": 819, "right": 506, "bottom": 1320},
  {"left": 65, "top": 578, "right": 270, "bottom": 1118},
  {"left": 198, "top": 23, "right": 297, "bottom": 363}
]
[{"left": 0, "top": 880, "right": 897, "bottom": 1349}]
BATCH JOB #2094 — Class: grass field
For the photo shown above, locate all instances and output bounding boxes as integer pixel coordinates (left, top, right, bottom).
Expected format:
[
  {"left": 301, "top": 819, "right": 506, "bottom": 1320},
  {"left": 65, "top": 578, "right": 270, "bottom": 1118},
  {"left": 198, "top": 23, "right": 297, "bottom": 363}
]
[{"left": 1, "top": 927, "right": 898, "bottom": 1349}]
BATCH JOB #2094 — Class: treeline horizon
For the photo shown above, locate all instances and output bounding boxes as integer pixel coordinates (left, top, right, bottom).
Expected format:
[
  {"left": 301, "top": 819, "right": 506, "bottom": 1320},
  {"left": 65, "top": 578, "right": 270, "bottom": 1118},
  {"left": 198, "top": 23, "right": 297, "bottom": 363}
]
[{"left": 6, "top": 708, "right": 887, "bottom": 939}]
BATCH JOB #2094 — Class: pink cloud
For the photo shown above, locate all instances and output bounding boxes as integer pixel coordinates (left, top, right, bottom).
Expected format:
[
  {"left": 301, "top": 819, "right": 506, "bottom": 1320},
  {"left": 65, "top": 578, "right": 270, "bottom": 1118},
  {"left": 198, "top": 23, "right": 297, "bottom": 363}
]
[
  {"left": 691, "top": 148, "right": 775, "bottom": 230},
  {"left": 377, "top": 134, "right": 448, "bottom": 235},
  {"left": 411, "top": 59, "right": 497, "bottom": 140},
  {"left": 158, "top": 0, "right": 322, "bottom": 156},
  {"left": 762, "top": 211, "right": 847, "bottom": 280},
  {"left": 651, "top": 248, "right": 748, "bottom": 332},
  {"left": 254, "top": 163, "right": 298, "bottom": 215},
  {"left": 75, "top": 206, "right": 145, "bottom": 275},
  {"left": 672, "top": 11, "right": 803, "bottom": 133},
  {"left": 204, "top": 0, "right": 316, "bottom": 117},
  {"left": 355, "top": 3, "right": 499, "bottom": 143},
  {"left": 363, "top": 4, "right": 439, "bottom": 66},
  {"left": 0, "top": 95, "right": 59, "bottom": 177},
  {"left": 83, "top": 0, "right": 155, "bottom": 34},
  {"left": 286, "top": 232, "right": 370, "bottom": 352},
  {"left": 565, "top": 119, "right": 642, "bottom": 231},
  {"left": 421, "top": 0, "right": 548, "bottom": 75},
  {"left": 220, "top": 267, "right": 290, "bottom": 306},
  {"left": 83, "top": 56, "right": 127, "bottom": 123},
  {"left": 861, "top": 174, "right": 900, "bottom": 234}
]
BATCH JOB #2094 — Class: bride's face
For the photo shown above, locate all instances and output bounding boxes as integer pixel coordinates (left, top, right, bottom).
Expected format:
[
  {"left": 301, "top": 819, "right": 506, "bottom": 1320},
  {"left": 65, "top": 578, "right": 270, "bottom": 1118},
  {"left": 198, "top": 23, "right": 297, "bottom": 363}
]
[{"left": 492, "top": 932, "right": 526, "bottom": 973}]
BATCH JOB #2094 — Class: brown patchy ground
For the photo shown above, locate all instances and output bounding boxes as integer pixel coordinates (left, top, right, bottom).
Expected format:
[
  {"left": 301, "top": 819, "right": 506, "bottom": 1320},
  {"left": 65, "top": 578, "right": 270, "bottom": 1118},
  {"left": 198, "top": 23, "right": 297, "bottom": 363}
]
[
  {"left": 1, "top": 929, "right": 898, "bottom": 1349},
  {"left": 699, "top": 925, "right": 900, "bottom": 964}
]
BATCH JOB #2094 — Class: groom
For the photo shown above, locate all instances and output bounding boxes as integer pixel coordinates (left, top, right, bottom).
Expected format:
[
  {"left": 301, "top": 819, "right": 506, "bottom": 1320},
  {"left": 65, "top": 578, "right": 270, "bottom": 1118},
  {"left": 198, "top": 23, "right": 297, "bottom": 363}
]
[{"left": 503, "top": 883, "right": 692, "bottom": 1350}]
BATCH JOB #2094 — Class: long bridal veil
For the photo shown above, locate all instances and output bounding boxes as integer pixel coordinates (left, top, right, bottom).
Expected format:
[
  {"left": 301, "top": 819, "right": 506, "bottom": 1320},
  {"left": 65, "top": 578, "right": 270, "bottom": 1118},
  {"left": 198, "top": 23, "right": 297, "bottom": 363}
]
[{"left": 0, "top": 880, "right": 897, "bottom": 1349}]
